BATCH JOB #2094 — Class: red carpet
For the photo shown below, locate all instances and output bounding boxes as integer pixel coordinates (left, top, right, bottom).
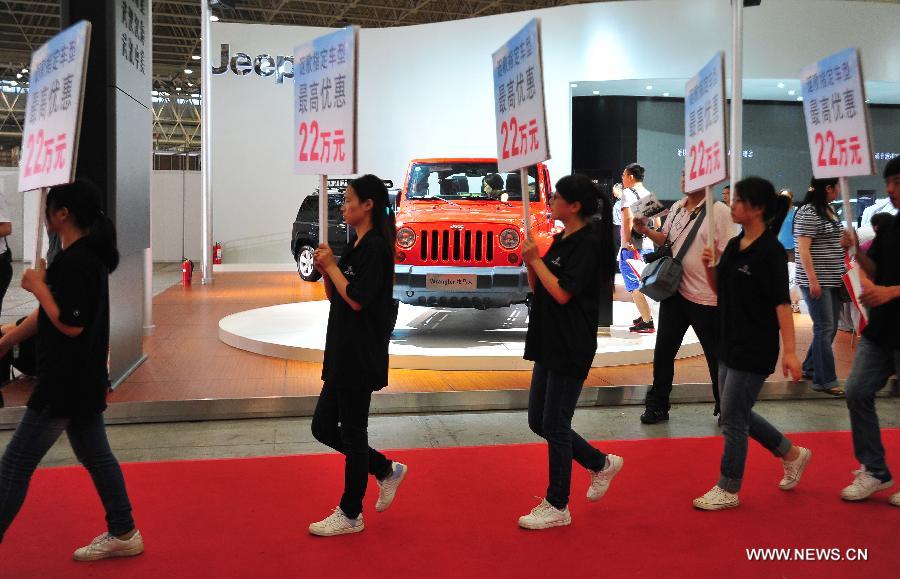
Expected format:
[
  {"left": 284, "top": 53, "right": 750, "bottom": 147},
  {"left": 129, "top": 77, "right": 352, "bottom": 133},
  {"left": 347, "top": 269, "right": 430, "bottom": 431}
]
[{"left": 4, "top": 429, "right": 898, "bottom": 578}]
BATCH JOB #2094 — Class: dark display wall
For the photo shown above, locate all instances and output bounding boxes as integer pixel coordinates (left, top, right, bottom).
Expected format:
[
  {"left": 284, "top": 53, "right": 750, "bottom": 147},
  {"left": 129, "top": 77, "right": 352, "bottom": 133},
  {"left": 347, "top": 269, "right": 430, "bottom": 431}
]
[{"left": 574, "top": 96, "right": 900, "bottom": 204}]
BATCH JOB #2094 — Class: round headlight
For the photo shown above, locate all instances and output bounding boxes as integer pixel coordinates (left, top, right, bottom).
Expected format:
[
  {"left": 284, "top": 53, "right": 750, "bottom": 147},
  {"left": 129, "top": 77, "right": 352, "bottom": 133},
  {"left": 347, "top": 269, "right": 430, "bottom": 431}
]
[
  {"left": 397, "top": 227, "right": 416, "bottom": 249},
  {"left": 499, "top": 228, "right": 520, "bottom": 250}
]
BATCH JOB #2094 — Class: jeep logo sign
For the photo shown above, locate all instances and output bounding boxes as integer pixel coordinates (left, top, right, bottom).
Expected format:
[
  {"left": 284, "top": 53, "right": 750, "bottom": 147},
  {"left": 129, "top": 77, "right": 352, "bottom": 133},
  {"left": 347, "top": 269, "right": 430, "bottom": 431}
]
[{"left": 211, "top": 43, "right": 294, "bottom": 84}]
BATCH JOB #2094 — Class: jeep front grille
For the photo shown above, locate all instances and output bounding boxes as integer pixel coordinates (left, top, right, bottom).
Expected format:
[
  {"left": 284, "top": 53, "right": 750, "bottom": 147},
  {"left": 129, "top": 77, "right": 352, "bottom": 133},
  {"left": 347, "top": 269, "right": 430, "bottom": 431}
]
[{"left": 419, "top": 228, "right": 495, "bottom": 264}]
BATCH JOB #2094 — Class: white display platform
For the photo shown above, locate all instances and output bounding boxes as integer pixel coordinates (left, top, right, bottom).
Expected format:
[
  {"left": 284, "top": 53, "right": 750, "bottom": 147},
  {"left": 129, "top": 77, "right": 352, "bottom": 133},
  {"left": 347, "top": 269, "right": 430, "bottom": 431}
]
[{"left": 219, "top": 301, "right": 702, "bottom": 371}]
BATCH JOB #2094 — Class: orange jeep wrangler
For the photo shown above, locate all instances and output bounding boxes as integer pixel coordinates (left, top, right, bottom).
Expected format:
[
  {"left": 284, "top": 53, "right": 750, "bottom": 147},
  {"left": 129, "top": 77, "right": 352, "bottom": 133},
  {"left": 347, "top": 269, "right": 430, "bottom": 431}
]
[{"left": 393, "top": 158, "right": 556, "bottom": 309}]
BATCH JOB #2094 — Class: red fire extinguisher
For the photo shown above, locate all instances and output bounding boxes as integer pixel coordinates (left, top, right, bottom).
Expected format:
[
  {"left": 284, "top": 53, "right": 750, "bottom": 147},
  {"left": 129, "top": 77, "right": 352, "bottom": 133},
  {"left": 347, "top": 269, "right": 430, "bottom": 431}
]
[
  {"left": 213, "top": 242, "right": 223, "bottom": 265},
  {"left": 182, "top": 259, "right": 193, "bottom": 286}
]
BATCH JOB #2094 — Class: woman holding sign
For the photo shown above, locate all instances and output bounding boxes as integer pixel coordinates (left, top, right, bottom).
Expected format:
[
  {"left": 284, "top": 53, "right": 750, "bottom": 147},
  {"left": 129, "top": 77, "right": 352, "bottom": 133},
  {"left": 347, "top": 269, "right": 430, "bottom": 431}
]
[
  {"left": 694, "top": 177, "right": 810, "bottom": 510},
  {"left": 0, "top": 181, "right": 144, "bottom": 560},
  {"left": 518, "top": 174, "right": 623, "bottom": 530},
  {"left": 309, "top": 174, "right": 406, "bottom": 537}
]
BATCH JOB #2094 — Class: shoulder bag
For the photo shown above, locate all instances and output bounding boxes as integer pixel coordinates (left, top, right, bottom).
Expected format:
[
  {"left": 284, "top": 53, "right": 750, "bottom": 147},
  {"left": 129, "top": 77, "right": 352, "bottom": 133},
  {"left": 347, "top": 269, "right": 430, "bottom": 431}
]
[{"left": 638, "top": 204, "right": 707, "bottom": 302}]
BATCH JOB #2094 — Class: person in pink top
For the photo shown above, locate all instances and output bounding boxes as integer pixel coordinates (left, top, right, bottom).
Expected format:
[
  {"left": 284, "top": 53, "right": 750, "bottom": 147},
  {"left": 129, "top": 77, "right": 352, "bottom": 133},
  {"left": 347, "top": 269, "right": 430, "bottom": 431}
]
[{"left": 634, "top": 172, "right": 736, "bottom": 424}]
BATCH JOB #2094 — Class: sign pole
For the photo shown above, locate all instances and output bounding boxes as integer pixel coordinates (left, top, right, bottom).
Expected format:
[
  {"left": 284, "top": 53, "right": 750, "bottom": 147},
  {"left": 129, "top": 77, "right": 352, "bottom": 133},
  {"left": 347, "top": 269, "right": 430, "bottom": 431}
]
[
  {"left": 32, "top": 187, "right": 48, "bottom": 266},
  {"left": 729, "top": 0, "right": 743, "bottom": 199},
  {"left": 319, "top": 174, "right": 329, "bottom": 246},
  {"left": 839, "top": 176, "right": 855, "bottom": 258},
  {"left": 705, "top": 185, "right": 715, "bottom": 254},
  {"left": 200, "top": 0, "right": 214, "bottom": 284},
  {"left": 520, "top": 166, "right": 530, "bottom": 239}
]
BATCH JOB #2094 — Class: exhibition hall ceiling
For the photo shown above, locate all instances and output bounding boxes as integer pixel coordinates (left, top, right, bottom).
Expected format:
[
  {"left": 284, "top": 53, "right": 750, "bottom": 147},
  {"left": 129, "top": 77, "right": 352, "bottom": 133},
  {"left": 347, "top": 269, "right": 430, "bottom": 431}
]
[{"left": 0, "top": 0, "right": 609, "bottom": 91}]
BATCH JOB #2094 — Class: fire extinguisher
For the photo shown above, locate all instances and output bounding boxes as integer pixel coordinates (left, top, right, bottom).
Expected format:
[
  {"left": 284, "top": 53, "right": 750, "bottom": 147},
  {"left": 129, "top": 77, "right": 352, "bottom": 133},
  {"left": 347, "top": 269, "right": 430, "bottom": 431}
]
[
  {"left": 213, "top": 242, "right": 223, "bottom": 265},
  {"left": 182, "top": 259, "right": 193, "bottom": 286}
]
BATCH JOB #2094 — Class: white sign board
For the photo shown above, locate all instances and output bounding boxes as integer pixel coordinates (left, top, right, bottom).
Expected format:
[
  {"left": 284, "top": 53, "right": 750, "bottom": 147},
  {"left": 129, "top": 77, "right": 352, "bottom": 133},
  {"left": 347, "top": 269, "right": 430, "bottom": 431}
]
[
  {"left": 492, "top": 19, "right": 549, "bottom": 174},
  {"left": 293, "top": 26, "right": 358, "bottom": 176},
  {"left": 800, "top": 48, "right": 874, "bottom": 178},
  {"left": 684, "top": 51, "right": 727, "bottom": 192},
  {"left": 18, "top": 20, "right": 91, "bottom": 192}
]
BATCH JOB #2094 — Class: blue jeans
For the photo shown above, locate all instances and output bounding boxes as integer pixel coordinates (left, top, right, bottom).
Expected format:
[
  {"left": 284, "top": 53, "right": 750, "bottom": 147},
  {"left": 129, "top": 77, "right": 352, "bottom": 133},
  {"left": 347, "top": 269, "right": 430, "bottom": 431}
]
[
  {"left": 800, "top": 286, "right": 842, "bottom": 390},
  {"left": 528, "top": 363, "right": 606, "bottom": 509},
  {"left": 844, "top": 336, "right": 899, "bottom": 483},
  {"left": 0, "top": 408, "right": 135, "bottom": 542},
  {"left": 718, "top": 364, "right": 792, "bottom": 493}
]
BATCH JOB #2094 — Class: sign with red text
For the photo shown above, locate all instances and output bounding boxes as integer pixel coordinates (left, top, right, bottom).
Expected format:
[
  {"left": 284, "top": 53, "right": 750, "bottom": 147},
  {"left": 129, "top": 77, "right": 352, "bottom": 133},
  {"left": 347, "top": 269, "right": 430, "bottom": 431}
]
[
  {"left": 684, "top": 51, "right": 727, "bottom": 192},
  {"left": 492, "top": 18, "right": 549, "bottom": 173},
  {"left": 800, "top": 48, "right": 874, "bottom": 178},
  {"left": 18, "top": 21, "right": 91, "bottom": 192},
  {"left": 293, "top": 26, "right": 358, "bottom": 175}
]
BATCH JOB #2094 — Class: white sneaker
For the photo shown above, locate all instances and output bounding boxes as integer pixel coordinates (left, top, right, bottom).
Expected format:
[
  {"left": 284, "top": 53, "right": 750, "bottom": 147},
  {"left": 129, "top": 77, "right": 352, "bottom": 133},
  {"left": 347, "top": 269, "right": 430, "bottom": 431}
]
[
  {"left": 518, "top": 498, "right": 571, "bottom": 530},
  {"left": 308, "top": 507, "right": 364, "bottom": 537},
  {"left": 779, "top": 447, "right": 812, "bottom": 490},
  {"left": 587, "top": 454, "right": 624, "bottom": 502},
  {"left": 73, "top": 530, "right": 144, "bottom": 562},
  {"left": 376, "top": 462, "right": 408, "bottom": 512},
  {"left": 890, "top": 492, "right": 900, "bottom": 507},
  {"left": 693, "top": 486, "right": 740, "bottom": 511},
  {"left": 840, "top": 467, "right": 894, "bottom": 501}
]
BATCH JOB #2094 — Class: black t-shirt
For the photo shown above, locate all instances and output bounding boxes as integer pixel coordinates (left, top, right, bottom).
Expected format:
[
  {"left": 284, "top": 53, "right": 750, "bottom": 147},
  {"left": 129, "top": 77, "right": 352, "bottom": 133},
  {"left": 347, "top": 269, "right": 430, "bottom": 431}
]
[
  {"left": 28, "top": 238, "right": 110, "bottom": 417},
  {"left": 717, "top": 230, "right": 791, "bottom": 375},
  {"left": 524, "top": 226, "right": 602, "bottom": 380},
  {"left": 321, "top": 230, "right": 397, "bottom": 391},
  {"left": 862, "top": 212, "right": 900, "bottom": 349}
]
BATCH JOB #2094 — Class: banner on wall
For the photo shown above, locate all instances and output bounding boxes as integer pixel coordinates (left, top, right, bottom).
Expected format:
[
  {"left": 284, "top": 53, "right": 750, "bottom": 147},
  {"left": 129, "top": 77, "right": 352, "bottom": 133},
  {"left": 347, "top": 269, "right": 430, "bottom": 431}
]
[
  {"left": 18, "top": 21, "right": 91, "bottom": 193},
  {"left": 492, "top": 18, "right": 549, "bottom": 174},
  {"left": 684, "top": 51, "right": 727, "bottom": 193},
  {"left": 800, "top": 48, "right": 874, "bottom": 179},
  {"left": 293, "top": 26, "right": 359, "bottom": 176}
]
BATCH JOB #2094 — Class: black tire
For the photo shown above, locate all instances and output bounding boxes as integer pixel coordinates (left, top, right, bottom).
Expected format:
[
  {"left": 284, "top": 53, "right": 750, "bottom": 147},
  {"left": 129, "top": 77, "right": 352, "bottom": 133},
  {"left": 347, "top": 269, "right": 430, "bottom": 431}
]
[{"left": 295, "top": 244, "right": 321, "bottom": 282}]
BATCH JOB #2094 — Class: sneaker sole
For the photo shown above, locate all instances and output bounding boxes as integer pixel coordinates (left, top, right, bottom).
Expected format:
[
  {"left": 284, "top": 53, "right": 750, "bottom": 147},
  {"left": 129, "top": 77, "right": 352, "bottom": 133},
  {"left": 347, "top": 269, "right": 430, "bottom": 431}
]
[
  {"left": 309, "top": 523, "right": 365, "bottom": 537},
  {"left": 375, "top": 464, "right": 408, "bottom": 512},
  {"left": 841, "top": 480, "right": 894, "bottom": 501},
  {"left": 779, "top": 448, "right": 812, "bottom": 491},
  {"left": 73, "top": 545, "right": 144, "bottom": 562},
  {"left": 518, "top": 516, "right": 572, "bottom": 530},
  {"left": 692, "top": 498, "right": 740, "bottom": 511},
  {"left": 587, "top": 456, "right": 624, "bottom": 502}
]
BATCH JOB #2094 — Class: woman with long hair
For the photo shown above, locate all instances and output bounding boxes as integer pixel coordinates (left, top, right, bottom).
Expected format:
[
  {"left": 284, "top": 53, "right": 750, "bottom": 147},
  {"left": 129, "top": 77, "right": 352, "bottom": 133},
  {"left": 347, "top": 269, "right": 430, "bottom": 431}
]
[
  {"left": 308, "top": 174, "right": 406, "bottom": 536},
  {"left": 793, "top": 178, "right": 846, "bottom": 396},
  {"left": 0, "top": 180, "right": 143, "bottom": 560},
  {"left": 694, "top": 177, "right": 810, "bottom": 510},
  {"left": 518, "top": 174, "right": 623, "bottom": 530}
]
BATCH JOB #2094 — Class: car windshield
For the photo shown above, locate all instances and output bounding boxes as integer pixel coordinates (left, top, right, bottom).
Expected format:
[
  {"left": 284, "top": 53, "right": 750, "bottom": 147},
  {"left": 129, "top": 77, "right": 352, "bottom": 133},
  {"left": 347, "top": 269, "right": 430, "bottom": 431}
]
[{"left": 406, "top": 162, "right": 538, "bottom": 202}]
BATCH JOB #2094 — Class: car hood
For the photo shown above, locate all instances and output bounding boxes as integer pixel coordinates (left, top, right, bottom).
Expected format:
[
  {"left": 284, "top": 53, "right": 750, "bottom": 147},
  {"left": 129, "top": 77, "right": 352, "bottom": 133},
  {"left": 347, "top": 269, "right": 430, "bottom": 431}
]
[{"left": 396, "top": 201, "right": 535, "bottom": 228}]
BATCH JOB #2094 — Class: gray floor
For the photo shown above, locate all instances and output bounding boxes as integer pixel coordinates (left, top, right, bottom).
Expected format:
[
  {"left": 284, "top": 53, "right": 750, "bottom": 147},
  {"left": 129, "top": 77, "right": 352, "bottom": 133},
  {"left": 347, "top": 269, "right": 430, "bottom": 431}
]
[
  {"left": 5, "top": 398, "right": 897, "bottom": 468},
  {"left": 0, "top": 261, "right": 182, "bottom": 326}
]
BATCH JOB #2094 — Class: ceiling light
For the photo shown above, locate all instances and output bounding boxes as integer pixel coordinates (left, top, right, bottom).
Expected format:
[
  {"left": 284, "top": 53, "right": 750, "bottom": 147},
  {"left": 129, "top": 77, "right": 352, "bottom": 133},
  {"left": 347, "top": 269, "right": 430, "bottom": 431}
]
[
  {"left": 176, "top": 87, "right": 182, "bottom": 91},
  {"left": 210, "top": 15, "right": 220, "bottom": 22},
  {"left": 9, "top": 81, "right": 17, "bottom": 86},
  {"left": 796, "top": 96, "right": 803, "bottom": 101},
  {"left": 15, "top": 73, "right": 21, "bottom": 79},
  {"left": 187, "top": 82, "right": 194, "bottom": 87},
  {"left": 192, "top": 55, "right": 201, "bottom": 60},
  {"left": 592, "top": 90, "right": 600, "bottom": 95},
  {"left": 663, "top": 92, "right": 670, "bottom": 97},
  {"left": 645, "top": 85, "right": 653, "bottom": 90},
  {"left": 777, "top": 82, "right": 785, "bottom": 89},
  {"left": 788, "top": 90, "right": 796, "bottom": 96},
  {"left": 570, "top": 83, "right": 578, "bottom": 88},
  {"left": 865, "top": 98, "right": 871, "bottom": 103},
  {"left": 21, "top": 68, "right": 27, "bottom": 73},
  {"left": 184, "top": 69, "right": 193, "bottom": 74}
]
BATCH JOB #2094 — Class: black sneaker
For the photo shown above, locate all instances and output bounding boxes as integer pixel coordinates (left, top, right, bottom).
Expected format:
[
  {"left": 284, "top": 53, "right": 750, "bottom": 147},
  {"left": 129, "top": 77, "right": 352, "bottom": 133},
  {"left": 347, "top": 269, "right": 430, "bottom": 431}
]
[
  {"left": 640, "top": 409, "right": 669, "bottom": 424},
  {"left": 632, "top": 316, "right": 643, "bottom": 326},
  {"left": 630, "top": 320, "right": 655, "bottom": 334}
]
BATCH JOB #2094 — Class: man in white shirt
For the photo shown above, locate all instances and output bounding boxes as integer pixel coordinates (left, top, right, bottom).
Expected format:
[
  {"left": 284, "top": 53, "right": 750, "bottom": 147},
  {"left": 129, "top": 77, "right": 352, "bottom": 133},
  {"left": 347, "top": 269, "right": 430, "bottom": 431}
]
[
  {"left": 619, "top": 163, "right": 655, "bottom": 333},
  {"left": 634, "top": 171, "right": 736, "bottom": 424}
]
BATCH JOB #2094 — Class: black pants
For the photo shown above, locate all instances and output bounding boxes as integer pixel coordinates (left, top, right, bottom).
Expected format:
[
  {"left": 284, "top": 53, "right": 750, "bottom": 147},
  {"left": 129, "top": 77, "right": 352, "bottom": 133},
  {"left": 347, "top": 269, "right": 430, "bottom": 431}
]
[
  {"left": 311, "top": 382, "right": 393, "bottom": 519},
  {"left": 645, "top": 292, "right": 721, "bottom": 413},
  {"left": 528, "top": 363, "right": 606, "bottom": 510},
  {"left": 0, "top": 255, "right": 11, "bottom": 317}
]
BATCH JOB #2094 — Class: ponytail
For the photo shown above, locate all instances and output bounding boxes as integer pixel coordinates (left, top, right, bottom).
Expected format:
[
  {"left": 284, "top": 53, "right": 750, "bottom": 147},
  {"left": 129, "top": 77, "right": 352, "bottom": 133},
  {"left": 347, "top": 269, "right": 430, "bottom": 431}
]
[
  {"left": 47, "top": 179, "right": 120, "bottom": 272},
  {"left": 349, "top": 174, "right": 395, "bottom": 257}
]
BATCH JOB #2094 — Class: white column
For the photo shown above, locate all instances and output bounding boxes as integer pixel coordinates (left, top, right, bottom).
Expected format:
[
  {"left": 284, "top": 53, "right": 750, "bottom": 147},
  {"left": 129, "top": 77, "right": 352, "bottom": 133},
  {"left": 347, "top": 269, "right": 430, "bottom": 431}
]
[
  {"left": 729, "top": 0, "right": 743, "bottom": 200},
  {"left": 200, "top": 1, "right": 214, "bottom": 284}
]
